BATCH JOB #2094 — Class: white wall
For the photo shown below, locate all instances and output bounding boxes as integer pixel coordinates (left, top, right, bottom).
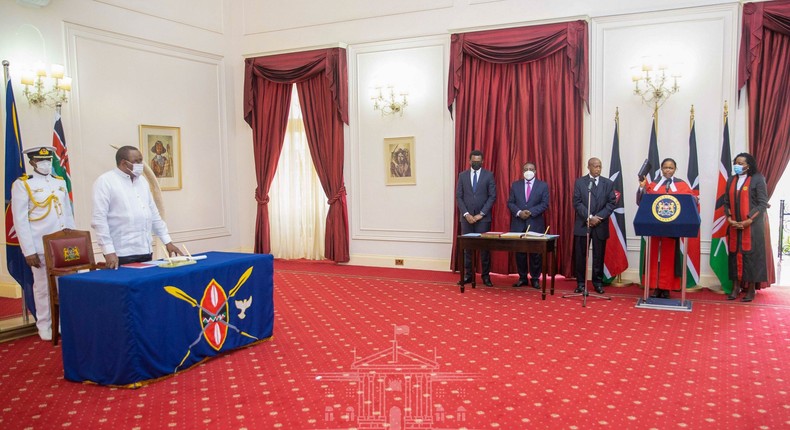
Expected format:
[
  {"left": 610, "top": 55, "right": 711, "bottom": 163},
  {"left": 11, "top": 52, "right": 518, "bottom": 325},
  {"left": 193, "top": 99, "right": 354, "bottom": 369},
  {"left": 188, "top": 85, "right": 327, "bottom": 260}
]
[
  {"left": 0, "top": 0, "right": 241, "bottom": 295},
  {"left": 1, "top": 0, "right": 767, "bottom": 293}
]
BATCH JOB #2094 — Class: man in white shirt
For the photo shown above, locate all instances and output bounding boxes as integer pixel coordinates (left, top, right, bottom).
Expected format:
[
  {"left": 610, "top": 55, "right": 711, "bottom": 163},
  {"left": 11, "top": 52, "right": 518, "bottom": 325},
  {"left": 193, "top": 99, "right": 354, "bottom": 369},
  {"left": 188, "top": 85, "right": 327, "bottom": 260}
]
[
  {"left": 91, "top": 145, "right": 181, "bottom": 269},
  {"left": 11, "top": 146, "right": 75, "bottom": 340}
]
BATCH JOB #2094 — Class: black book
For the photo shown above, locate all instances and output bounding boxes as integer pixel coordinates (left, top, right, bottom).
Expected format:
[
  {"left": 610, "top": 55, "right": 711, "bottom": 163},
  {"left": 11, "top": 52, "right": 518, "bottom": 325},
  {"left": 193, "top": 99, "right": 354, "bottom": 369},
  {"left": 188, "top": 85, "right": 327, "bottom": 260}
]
[{"left": 637, "top": 159, "right": 651, "bottom": 181}]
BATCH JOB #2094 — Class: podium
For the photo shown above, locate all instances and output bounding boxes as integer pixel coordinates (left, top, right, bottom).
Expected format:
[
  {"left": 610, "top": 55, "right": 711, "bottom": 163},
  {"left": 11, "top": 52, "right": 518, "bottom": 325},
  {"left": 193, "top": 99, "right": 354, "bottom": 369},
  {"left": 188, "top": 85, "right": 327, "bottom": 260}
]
[{"left": 633, "top": 193, "right": 700, "bottom": 311}]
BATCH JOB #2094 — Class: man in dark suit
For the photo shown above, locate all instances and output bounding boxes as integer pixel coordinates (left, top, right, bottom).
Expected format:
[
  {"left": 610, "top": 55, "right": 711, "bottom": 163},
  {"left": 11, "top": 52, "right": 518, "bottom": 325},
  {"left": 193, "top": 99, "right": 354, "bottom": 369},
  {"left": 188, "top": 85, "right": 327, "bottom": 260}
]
[
  {"left": 456, "top": 149, "right": 496, "bottom": 286},
  {"left": 507, "top": 162, "right": 549, "bottom": 289},
  {"left": 573, "top": 157, "right": 617, "bottom": 294}
]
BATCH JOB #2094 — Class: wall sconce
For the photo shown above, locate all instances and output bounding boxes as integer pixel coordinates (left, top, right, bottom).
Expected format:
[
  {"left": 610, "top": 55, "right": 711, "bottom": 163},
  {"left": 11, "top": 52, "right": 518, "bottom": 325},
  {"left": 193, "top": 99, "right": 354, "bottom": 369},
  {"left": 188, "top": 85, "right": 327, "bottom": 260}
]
[
  {"left": 20, "top": 62, "right": 71, "bottom": 108},
  {"left": 372, "top": 86, "right": 408, "bottom": 116},
  {"left": 631, "top": 58, "right": 680, "bottom": 112}
]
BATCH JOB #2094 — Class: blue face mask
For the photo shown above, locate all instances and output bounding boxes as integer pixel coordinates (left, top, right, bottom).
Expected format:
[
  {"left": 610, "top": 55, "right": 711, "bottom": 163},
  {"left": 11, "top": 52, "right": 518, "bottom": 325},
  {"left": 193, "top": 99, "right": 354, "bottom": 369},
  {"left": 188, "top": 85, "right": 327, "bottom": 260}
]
[{"left": 733, "top": 164, "right": 745, "bottom": 175}]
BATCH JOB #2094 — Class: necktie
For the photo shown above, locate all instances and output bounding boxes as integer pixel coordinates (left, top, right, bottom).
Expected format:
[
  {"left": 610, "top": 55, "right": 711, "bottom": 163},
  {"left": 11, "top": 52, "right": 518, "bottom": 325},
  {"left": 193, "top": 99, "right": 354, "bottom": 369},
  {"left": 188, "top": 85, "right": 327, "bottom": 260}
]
[
  {"left": 525, "top": 180, "right": 531, "bottom": 201},
  {"left": 472, "top": 170, "right": 478, "bottom": 192}
]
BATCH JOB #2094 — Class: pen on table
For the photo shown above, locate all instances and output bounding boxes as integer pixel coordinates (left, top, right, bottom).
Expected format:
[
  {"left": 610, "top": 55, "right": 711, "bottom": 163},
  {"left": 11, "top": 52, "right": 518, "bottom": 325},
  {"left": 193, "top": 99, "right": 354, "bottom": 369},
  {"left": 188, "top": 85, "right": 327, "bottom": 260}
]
[
  {"left": 161, "top": 244, "right": 173, "bottom": 264},
  {"left": 543, "top": 226, "right": 550, "bottom": 236}
]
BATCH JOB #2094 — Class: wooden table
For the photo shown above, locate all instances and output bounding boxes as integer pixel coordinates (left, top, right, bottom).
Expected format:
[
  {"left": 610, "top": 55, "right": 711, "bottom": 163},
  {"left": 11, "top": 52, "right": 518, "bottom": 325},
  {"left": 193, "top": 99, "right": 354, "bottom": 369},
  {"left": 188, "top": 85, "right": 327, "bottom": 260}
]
[{"left": 456, "top": 235, "right": 558, "bottom": 299}]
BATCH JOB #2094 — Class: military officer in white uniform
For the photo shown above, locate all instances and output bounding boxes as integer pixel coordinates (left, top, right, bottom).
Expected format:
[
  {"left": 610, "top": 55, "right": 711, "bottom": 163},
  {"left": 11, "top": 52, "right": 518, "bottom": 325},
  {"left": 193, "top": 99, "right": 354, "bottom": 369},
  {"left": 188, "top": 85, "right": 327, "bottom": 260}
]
[{"left": 11, "top": 146, "right": 75, "bottom": 341}]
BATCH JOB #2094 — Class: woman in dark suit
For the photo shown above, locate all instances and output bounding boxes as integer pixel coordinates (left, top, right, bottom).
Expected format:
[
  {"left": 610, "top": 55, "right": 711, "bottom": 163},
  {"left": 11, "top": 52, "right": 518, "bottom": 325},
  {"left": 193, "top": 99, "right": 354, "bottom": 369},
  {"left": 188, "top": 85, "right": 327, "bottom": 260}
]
[{"left": 723, "top": 152, "right": 771, "bottom": 302}]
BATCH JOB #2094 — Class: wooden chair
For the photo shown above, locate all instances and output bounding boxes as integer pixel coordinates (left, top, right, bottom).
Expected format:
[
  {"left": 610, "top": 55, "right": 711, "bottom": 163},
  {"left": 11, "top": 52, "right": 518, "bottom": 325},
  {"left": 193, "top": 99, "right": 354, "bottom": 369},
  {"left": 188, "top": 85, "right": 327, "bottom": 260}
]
[{"left": 42, "top": 229, "right": 104, "bottom": 346}]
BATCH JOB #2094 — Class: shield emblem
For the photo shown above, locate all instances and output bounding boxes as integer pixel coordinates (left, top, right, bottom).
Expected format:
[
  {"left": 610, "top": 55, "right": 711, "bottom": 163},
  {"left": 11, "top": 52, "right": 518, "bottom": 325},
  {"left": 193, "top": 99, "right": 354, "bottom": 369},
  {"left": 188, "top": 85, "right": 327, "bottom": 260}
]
[{"left": 200, "top": 279, "right": 229, "bottom": 351}]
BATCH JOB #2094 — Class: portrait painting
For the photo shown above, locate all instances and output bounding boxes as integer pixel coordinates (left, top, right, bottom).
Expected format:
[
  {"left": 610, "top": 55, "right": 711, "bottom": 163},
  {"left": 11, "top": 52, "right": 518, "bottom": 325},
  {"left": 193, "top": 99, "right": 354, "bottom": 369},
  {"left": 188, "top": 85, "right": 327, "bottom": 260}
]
[
  {"left": 385, "top": 136, "right": 416, "bottom": 186},
  {"left": 139, "top": 125, "right": 182, "bottom": 190}
]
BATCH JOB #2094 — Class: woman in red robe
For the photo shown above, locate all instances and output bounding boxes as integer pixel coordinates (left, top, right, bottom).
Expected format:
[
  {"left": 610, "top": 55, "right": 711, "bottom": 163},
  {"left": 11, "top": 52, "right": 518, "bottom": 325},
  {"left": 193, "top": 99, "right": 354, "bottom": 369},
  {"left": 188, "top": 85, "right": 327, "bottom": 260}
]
[
  {"left": 637, "top": 158, "right": 696, "bottom": 299},
  {"left": 724, "top": 152, "right": 771, "bottom": 302}
]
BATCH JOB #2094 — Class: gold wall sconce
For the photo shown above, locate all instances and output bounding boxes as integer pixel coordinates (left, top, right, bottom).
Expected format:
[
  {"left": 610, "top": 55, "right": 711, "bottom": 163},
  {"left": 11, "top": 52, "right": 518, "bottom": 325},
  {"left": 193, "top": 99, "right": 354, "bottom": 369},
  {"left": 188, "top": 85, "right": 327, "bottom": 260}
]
[
  {"left": 631, "top": 58, "right": 680, "bottom": 112},
  {"left": 20, "top": 62, "right": 71, "bottom": 108},
  {"left": 372, "top": 86, "right": 408, "bottom": 116}
]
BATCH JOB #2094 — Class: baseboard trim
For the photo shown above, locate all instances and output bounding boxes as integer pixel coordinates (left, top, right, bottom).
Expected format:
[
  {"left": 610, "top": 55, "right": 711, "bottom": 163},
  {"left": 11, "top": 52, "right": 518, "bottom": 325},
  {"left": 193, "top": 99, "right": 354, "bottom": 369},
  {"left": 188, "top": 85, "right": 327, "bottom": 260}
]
[
  {"left": 0, "top": 282, "right": 21, "bottom": 299},
  {"left": 347, "top": 255, "right": 451, "bottom": 272}
]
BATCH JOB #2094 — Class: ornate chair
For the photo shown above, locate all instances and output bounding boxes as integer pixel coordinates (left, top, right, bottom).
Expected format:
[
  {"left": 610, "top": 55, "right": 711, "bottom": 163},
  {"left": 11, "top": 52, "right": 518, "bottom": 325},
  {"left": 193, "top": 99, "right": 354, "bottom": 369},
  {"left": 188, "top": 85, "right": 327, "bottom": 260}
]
[{"left": 42, "top": 229, "right": 104, "bottom": 346}]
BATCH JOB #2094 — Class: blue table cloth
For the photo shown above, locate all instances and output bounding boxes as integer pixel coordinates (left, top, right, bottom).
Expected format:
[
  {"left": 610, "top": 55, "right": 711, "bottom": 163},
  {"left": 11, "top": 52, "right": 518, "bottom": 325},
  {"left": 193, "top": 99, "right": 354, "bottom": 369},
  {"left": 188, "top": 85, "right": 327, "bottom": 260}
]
[{"left": 59, "top": 251, "right": 274, "bottom": 387}]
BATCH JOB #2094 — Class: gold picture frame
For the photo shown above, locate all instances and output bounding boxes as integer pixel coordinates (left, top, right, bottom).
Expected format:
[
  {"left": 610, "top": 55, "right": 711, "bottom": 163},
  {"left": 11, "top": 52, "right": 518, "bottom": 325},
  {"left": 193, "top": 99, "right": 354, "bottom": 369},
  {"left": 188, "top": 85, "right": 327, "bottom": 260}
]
[
  {"left": 385, "top": 136, "right": 416, "bottom": 185},
  {"left": 139, "top": 124, "right": 182, "bottom": 190}
]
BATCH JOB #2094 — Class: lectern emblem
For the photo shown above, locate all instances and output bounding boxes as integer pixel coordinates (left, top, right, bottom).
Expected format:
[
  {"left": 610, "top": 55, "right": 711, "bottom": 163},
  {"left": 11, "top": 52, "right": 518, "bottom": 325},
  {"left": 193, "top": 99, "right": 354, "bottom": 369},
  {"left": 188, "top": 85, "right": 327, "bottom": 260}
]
[{"left": 652, "top": 194, "right": 681, "bottom": 222}]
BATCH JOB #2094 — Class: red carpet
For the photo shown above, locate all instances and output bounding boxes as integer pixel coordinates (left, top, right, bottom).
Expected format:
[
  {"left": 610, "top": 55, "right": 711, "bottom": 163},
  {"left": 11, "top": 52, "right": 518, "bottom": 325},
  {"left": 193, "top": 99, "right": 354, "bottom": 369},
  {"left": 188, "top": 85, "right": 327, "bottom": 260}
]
[{"left": 1, "top": 260, "right": 789, "bottom": 429}]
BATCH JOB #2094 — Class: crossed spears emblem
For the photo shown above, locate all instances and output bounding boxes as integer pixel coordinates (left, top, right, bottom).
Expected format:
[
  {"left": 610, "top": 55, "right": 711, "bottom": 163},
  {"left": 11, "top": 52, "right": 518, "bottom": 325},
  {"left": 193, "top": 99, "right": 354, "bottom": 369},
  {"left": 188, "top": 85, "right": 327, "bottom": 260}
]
[{"left": 164, "top": 266, "right": 258, "bottom": 372}]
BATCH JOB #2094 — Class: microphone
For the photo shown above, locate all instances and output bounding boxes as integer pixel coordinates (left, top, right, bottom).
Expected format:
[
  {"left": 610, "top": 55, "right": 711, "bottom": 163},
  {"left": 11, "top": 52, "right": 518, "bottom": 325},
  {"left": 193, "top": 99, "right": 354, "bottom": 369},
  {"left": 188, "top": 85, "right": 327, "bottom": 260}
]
[
  {"left": 588, "top": 180, "right": 594, "bottom": 191},
  {"left": 665, "top": 177, "right": 672, "bottom": 193}
]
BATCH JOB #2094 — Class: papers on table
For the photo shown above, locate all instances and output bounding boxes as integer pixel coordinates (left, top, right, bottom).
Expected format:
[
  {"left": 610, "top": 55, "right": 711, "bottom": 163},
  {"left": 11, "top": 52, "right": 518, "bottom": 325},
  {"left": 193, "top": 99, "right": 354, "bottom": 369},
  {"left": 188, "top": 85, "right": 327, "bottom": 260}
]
[{"left": 121, "top": 261, "right": 160, "bottom": 269}]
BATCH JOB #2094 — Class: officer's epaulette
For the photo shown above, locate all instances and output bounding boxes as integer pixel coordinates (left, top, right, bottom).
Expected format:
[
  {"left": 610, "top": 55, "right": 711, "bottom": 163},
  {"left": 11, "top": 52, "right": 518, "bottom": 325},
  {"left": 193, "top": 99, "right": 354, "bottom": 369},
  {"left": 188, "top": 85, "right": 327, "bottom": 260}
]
[
  {"left": 52, "top": 174, "right": 64, "bottom": 180},
  {"left": 18, "top": 174, "right": 29, "bottom": 181}
]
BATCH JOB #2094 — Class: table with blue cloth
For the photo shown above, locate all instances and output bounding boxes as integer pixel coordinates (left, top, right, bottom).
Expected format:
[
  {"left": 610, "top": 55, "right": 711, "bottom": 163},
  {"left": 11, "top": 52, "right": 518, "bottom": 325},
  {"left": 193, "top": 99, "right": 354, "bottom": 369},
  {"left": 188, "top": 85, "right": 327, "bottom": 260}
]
[{"left": 59, "top": 251, "right": 274, "bottom": 387}]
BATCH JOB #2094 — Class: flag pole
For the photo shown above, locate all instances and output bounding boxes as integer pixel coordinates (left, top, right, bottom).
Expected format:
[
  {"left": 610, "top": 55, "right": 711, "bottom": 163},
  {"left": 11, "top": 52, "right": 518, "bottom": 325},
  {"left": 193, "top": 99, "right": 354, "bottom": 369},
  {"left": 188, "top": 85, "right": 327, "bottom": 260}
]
[
  {"left": 608, "top": 107, "right": 636, "bottom": 288},
  {"left": 3, "top": 60, "right": 34, "bottom": 326},
  {"left": 611, "top": 108, "right": 626, "bottom": 287}
]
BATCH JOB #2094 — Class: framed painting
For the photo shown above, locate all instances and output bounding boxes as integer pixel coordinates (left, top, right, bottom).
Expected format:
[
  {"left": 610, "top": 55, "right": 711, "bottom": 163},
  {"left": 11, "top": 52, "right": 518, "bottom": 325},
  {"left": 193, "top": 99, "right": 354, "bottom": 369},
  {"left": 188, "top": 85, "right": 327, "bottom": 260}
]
[
  {"left": 139, "top": 124, "right": 182, "bottom": 190},
  {"left": 385, "top": 136, "right": 415, "bottom": 185}
]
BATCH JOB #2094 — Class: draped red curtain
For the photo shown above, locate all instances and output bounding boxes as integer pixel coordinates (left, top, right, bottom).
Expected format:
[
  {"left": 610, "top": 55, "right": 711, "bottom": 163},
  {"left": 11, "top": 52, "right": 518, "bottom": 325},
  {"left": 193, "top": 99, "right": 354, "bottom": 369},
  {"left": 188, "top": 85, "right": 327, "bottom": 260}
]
[
  {"left": 296, "top": 78, "right": 349, "bottom": 262},
  {"left": 448, "top": 21, "right": 588, "bottom": 277},
  {"left": 739, "top": 0, "right": 790, "bottom": 197},
  {"left": 243, "top": 48, "right": 350, "bottom": 261}
]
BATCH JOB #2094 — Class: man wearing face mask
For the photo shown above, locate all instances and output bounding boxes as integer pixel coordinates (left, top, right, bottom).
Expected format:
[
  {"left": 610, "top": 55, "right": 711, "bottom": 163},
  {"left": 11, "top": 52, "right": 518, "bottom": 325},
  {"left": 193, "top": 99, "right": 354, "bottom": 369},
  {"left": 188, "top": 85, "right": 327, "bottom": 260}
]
[
  {"left": 11, "top": 146, "right": 75, "bottom": 340},
  {"left": 507, "top": 162, "right": 549, "bottom": 289},
  {"left": 456, "top": 149, "right": 496, "bottom": 286},
  {"left": 91, "top": 145, "right": 181, "bottom": 269}
]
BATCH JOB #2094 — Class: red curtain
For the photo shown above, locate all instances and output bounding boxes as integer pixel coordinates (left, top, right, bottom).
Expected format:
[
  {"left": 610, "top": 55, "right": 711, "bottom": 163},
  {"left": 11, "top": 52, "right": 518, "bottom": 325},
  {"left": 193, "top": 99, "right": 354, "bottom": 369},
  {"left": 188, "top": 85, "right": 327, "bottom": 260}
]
[
  {"left": 296, "top": 78, "right": 349, "bottom": 262},
  {"left": 243, "top": 48, "right": 350, "bottom": 261},
  {"left": 737, "top": 0, "right": 790, "bottom": 286},
  {"left": 448, "top": 21, "right": 588, "bottom": 277},
  {"left": 739, "top": 0, "right": 790, "bottom": 197}
]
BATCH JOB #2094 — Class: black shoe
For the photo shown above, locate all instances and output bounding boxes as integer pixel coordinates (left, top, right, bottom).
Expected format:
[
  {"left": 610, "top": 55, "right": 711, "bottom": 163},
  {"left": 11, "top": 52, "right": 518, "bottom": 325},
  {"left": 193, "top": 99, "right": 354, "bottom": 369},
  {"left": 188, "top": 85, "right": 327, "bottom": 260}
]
[
  {"left": 482, "top": 276, "right": 493, "bottom": 287},
  {"left": 574, "top": 284, "right": 585, "bottom": 294},
  {"left": 594, "top": 285, "right": 605, "bottom": 294},
  {"left": 727, "top": 285, "right": 741, "bottom": 300},
  {"left": 531, "top": 280, "right": 541, "bottom": 290},
  {"left": 651, "top": 288, "right": 663, "bottom": 298},
  {"left": 460, "top": 277, "right": 473, "bottom": 285},
  {"left": 661, "top": 289, "right": 671, "bottom": 299},
  {"left": 512, "top": 280, "right": 529, "bottom": 288},
  {"left": 742, "top": 283, "right": 756, "bottom": 302}
]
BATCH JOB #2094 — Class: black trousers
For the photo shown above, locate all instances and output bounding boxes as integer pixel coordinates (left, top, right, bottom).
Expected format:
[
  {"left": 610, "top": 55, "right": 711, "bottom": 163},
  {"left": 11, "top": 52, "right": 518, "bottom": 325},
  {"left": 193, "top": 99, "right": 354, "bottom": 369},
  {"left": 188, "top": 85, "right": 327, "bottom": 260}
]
[
  {"left": 461, "top": 219, "right": 491, "bottom": 276},
  {"left": 574, "top": 235, "right": 606, "bottom": 287},
  {"left": 515, "top": 252, "right": 542, "bottom": 281}
]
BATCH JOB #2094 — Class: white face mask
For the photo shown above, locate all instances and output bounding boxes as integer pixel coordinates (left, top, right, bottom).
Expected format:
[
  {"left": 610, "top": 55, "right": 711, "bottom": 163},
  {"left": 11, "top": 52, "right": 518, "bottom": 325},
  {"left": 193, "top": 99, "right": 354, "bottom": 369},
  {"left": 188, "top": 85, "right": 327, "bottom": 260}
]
[
  {"left": 35, "top": 160, "right": 52, "bottom": 175},
  {"left": 523, "top": 170, "right": 535, "bottom": 181},
  {"left": 131, "top": 163, "right": 144, "bottom": 177}
]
